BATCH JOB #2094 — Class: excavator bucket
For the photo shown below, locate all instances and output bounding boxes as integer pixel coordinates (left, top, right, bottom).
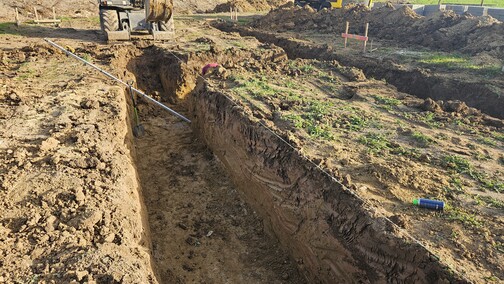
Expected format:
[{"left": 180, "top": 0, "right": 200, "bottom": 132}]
[
  {"left": 145, "top": 0, "right": 173, "bottom": 22},
  {"left": 145, "top": 0, "right": 174, "bottom": 40}
]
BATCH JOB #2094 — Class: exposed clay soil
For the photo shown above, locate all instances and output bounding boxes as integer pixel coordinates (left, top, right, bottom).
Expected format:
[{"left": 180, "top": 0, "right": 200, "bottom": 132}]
[
  {"left": 1, "top": 7, "right": 503, "bottom": 284},
  {"left": 253, "top": 3, "right": 504, "bottom": 59}
]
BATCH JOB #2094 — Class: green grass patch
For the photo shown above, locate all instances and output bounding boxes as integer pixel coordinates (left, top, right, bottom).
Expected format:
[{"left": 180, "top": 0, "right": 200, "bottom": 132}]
[
  {"left": 442, "top": 155, "right": 503, "bottom": 192},
  {"left": 418, "top": 53, "right": 501, "bottom": 76},
  {"left": 372, "top": 94, "right": 401, "bottom": 106},
  {"left": 232, "top": 76, "right": 277, "bottom": 98},
  {"left": 345, "top": 114, "right": 368, "bottom": 131},
  {"left": 300, "top": 64, "right": 315, "bottom": 73},
  {"left": 491, "top": 132, "right": 504, "bottom": 143},
  {"left": 477, "top": 136, "right": 497, "bottom": 146},
  {"left": 445, "top": 207, "right": 484, "bottom": 228},
  {"left": 358, "top": 133, "right": 390, "bottom": 154},
  {"left": 419, "top": 112, "right": 441, "bottom": 128},
  {"left": 283, "top": 80, "right": 297, "bottom": 89},
  {"left": 318, "top": 72, "right": 339, "bottom": 83},
  {"left": 0, "top": 22, "right": 17, "bottom": 34},
  {"left": 283, "top": 100, "right": 335, "bottom": 140},
  {"left": 474, "top": 195, "right": 504, "bottom": 209},
  {"left": 442, "top": 155, "right": 472, "bottom": 174},
  {"left": 410, "top": 131, "right": 434, "bottom": 147}
]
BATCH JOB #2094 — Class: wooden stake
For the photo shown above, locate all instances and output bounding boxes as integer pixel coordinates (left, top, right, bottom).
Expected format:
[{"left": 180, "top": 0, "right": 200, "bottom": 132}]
[
  {"left": 344, "top": 21, "right": 349, "bottom": 48},
  {"left": 235, "top": 8, "right": 238, "bottom": 22},
  {"left": 33, "top": 7, "right": 39, "bottom": 23},
  {"left": 363, "top": 22, "right": 369, "bottom": 52},
  {"left": 15, "top": 8, "right": 20, "bottom": 26},
  {"left": 230, "top": 7, "right": 233, "bottom": 21},
  {"left": 52, "top": 7, "right": 56, "bottom": 20}
]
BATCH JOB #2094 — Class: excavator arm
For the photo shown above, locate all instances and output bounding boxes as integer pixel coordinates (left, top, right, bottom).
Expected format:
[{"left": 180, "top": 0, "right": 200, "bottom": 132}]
[{"left": 145, "top": 0, "right": 173, "bottom": 22}]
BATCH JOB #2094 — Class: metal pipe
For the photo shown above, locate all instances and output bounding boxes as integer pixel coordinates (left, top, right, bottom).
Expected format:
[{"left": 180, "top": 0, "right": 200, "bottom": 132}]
[{"left": 43, "top": 38, "right": 191, "bottom": 123}]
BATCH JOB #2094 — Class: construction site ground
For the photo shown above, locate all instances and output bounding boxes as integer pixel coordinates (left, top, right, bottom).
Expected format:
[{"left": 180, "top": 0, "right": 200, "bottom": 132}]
[{"left": 1, "top": 6, "right": 503, "bottom": 284}]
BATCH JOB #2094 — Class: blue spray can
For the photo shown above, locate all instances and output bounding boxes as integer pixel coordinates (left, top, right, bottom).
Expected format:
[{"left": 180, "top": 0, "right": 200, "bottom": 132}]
[{"left": 413, "top": 198, "right": 444, "bottom": 210}]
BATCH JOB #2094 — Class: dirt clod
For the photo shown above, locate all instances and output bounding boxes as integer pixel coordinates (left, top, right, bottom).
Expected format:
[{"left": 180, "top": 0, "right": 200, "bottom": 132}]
[{"left": 422, "top": 98, "right": 442, "bottom": 112}]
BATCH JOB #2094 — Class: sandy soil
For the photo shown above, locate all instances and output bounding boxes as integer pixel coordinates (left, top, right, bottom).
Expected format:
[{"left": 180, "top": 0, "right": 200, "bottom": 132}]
[
  {"left": 0, "top": 17, "right": 305, "bottom": 283},
  {"left": 0, "top": 39, "right": 156, "bottom": 282},
  {"left": 1, "top": 7, "right": 503, "bottom": 284}
]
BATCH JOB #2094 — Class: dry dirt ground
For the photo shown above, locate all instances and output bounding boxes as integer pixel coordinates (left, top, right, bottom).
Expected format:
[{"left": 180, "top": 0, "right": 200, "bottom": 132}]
[
  {"left": 0, "top": 5, "right": 503, "bottom": 284},
  {"left": 0, "top": 16, "right": 305, "bottom": 283}
]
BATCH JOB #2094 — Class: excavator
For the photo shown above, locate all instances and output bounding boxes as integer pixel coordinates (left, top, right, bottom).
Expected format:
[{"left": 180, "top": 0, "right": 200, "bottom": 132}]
[
  {"left": 98, "top": 0, "right": 174, "bottom": 40},
  {"left": 294, "top": 0, "right": 373, "bottom": 10}
]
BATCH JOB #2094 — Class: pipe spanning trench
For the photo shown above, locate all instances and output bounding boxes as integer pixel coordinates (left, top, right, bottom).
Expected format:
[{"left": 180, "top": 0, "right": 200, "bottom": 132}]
[{"left": 44, "top": 38, "right": 191, "bottom": 123}]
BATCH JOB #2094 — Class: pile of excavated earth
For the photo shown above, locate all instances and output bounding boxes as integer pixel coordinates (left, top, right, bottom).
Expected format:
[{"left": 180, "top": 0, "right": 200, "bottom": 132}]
[
  {"left": 211, "top": 0, "right": 289, "bottom": 13},
  {"left": 253, "top": 3, "right": 504, "bottom": 58}
]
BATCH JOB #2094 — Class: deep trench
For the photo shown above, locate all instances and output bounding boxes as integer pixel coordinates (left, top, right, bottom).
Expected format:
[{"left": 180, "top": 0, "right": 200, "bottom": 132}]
[
  {"left": 126, "top": 49, "right": 306, "bottom": 283},
  {"left": 120, "top": 45, "right": 469, "bottom": 283}
]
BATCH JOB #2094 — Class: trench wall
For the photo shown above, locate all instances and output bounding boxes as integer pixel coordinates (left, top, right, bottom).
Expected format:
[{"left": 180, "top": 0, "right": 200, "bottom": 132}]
[{"left": 187, "top": 81, "right": 467, "bottom": 283}]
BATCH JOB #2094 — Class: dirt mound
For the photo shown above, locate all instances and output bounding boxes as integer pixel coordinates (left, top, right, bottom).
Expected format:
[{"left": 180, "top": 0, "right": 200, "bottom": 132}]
[
  {"left": 252, "top": 4, "right": 504, "bottom": 58},
  {"left": 0, "top": 0, "right": 234, "bottom": 19},
  {"left": 212, "top": 0, "right": 289, "bottom": 13},
  {"left": 175, "top": 0, "right": 228, "bottom": 14}
]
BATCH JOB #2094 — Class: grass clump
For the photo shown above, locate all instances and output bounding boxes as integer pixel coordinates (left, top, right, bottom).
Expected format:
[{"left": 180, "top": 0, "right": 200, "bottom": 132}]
[
  {"left": 474, "top": 195, "right": 504, "bottom": 209},
  {"left": 442, "top": 155, "right": 503, "bottom": 193},
  {"left": 491, "top": 132, "right": 504, "bottom": 143},
  {"left": 358, "top": 133, "right": 390, "bottom": 154},
  {"left": 372, "top": 94, "right": 401, "bottom": 106},
  {"left": 0, "top": 22, "right": 17, "bottom": 34},
  {"left": 419, "top": 112, "right": 441, "bottom": 128},
  {"left": 445, "top": 207, "right": 484, "bottom": 228},
  {"left": 284, "top": 100, "right": 335, "bottom": 141},
  {"left": 337, "top": 114, "right": 368, "bottom": 131},
  {"left": 418, "top": 53, "right": 501, "bottom": 76},
  {"left": 477, "top": 136, "right": 497, "bottom": 146},
  {"left": 442, "top": 155, "right": 472, "bottom": 174},
  {"left": 233, "top": 76, "right": 277, "bottom": 98},
  {"left": 300, "top": 64, "right": 315, "bottom": 73},
  {"left": 410, "top": 131, "right": 434, "bottom": 147}
]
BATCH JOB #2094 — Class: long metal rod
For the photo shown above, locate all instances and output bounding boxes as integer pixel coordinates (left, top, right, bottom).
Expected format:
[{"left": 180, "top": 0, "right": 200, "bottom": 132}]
[{"left": 44, "top": 38, "right": 191, "bottom": 123}]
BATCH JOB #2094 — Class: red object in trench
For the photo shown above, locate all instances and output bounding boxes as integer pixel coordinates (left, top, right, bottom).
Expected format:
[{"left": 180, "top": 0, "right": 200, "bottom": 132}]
[{"left": 202, "top": 63, "right": 219, "bottom": 75}]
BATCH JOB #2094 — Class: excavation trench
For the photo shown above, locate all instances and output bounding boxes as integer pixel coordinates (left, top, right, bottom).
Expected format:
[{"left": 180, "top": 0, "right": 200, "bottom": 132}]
[
  {"left": 214, "top": 23, "right": 504, "bottom": 120},
  {"left": 124, "top": 47, "right": 305, "bottom": 283},
  {"left": 119, "top": 45, "right": 468, "bottom": 283}
]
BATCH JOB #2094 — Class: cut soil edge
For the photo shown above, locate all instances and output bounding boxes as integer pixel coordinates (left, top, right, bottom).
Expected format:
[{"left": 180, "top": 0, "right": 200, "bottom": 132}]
[
  {"left": 119, "top": 43, "right": 471, "bottom": 282},
  {"left": 214, "top": 22, "right": 504, "bottom": 120},
  {"left": 184, "top": 79, "right": 468, "bottom": 283}
]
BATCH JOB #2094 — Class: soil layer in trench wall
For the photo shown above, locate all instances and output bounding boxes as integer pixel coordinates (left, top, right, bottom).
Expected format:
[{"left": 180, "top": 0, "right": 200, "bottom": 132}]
[{"left": 188, "top": 81, "right": 467, "bottom": 283}]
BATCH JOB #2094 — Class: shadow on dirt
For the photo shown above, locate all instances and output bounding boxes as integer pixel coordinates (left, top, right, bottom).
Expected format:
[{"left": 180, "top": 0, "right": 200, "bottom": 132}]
[{"left": 0, "top": 22, "right": 102, "bottom": 43}]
